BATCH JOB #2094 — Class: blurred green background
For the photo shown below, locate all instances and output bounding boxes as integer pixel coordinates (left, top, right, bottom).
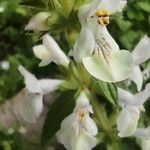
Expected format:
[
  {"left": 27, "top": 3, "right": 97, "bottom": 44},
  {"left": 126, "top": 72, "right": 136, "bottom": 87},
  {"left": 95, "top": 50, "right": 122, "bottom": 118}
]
[{"left": 0, "top": 0, "right": 149, "bottom": 149}]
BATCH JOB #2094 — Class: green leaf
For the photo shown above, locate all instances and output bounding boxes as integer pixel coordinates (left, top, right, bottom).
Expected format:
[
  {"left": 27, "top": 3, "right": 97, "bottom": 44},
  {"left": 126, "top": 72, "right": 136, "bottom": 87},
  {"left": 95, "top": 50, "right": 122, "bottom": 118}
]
[
  {"left": 92, "top": 79, "right": 118, "bottom": 106},
  {"left": 58, "top": 0, "right": 75, "bottom": 16},
  {"left": 41, "top": 90, "right": 76, "bottom": 146},
  {"left": 20, "top": 0, "right": 46, "bottom": 9},
  {"left": 137, "top": 2, "right": 150, "bottom": 13}
]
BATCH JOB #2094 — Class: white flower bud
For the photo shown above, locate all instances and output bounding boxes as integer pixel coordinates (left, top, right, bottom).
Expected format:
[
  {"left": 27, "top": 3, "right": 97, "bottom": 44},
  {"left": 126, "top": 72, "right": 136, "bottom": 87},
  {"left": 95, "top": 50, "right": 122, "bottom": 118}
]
[{"left": 25, "top": 11, "right": 50, "bottom": 32}]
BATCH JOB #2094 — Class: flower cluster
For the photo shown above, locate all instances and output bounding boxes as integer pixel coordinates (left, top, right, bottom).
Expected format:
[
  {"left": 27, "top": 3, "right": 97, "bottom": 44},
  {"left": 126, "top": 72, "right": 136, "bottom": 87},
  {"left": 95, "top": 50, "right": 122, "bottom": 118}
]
[{"left": 18, "top": 0, "right": 150, "bottom": 149}]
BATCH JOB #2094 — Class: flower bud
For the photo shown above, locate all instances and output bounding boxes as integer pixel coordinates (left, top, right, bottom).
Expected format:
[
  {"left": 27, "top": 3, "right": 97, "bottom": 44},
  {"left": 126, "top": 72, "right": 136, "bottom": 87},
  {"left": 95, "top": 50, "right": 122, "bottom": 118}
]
[{"left": 25, "top": 11, "right": 50, "bottom": 32}]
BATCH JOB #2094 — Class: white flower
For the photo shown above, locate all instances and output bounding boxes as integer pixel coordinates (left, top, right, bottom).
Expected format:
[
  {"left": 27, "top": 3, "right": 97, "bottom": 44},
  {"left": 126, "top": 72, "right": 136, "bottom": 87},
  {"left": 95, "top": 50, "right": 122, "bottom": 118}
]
[
  {"left": 33, "top": 34, "right": 69, "bottom": 67},
  {"left": 74, "top": 0, "right": 133, "bottom": 82},
  {"left": 117, "top": 84, "right": 150, "bottom": 137},
  {"left": 18, "top": 65, "right": 63, "bottom": 123},
  {"left": 134, "top": 127, "right": 150, "bottom": 150},
  {"left": 25, "top": 11, "right": 50, "bottom": 32},
  {"left": 142, "top": 139, "right": 150, "bottom": 150},
  {"left": 57, "top": 91, "right": 98, "bottom": 150},
  {"left": 134, "top": 127, "right": 150, "bottom": 139},
  {"left": 129, "top": 35, "right": 150, "bottom": 91},
  {"left": 0, "top": 7, "right": 5, "bottom": 13},
  {"left": 7, "top": 128, "right": 14, "bottom": 135},
  {"left": 0, "top": 60, "right": 10, "bottom": 71},
  {"left": 117, "top": 106, "right": 140, "bottom": 137},
  {"left": 78, "top": 0, "right": 126, "bottom": 25}
]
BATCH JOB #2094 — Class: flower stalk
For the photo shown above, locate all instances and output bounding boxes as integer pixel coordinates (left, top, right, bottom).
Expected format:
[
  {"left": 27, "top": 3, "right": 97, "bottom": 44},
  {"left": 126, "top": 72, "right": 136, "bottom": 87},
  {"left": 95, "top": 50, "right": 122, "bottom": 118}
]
[{"left": 86, "top": 89, "right": 120, "bottom": 149}]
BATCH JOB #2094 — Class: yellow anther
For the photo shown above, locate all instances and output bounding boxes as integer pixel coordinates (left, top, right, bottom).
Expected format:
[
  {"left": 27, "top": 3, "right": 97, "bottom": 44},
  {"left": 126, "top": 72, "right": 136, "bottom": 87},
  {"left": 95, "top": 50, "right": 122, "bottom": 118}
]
[
  {"left": 79, "top": 110, "right": 86, "bottom": 122},
  {"left": 95, "top": 10, "right": 111, "bottom": 17},
  {"left": 97, "top": 17, "right": 110, "bottom": 25}
]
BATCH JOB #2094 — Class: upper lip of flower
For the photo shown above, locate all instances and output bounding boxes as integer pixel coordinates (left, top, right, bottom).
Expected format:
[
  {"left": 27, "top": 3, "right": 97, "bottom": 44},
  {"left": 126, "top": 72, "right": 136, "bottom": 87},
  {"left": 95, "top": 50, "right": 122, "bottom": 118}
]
[{"left": 33, "top": 34, "right": 69, "bottom": 67}]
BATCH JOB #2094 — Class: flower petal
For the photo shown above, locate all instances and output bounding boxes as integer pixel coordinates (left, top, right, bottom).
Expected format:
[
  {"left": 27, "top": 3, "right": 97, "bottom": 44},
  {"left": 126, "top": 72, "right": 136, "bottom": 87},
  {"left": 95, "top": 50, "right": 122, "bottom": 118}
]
[
  {"left": 132, "top": 83, "right": 150, "bottom": 106},
  {"left": 75, "top": 91, "right": 94, "bottom": 114},
  {"left": 18, "top": 65, "right": 41, "bottom": 93},
  {"left": 21, "top": 92, "right": 43, "bottom": 123},
  {"left": 84, "top": 115, "right": 98, "bottom": 136},
  {"left": 87, "top": 20, "right": 120, "bottom": 52},
  {"left": 60, "top": 114, "right": 76, "bottom": 130},
  {"left": 142, "top": 139, "right": 150, "bottom": 150},
  {"left": 78, "top": 0, "right": 102, "bottom": 24},
  {"left": 118, "top": 84, "right": 150, "bottom": 107},
  {"left": 76, "top": 132, "right": 97, "bottom": 150},
  {"left": 42, "top": 34, "right": 69, "bottom": 67},
  {"left": 83, "top": 50, "right": 133, "bottom": 82},
  {"left": 74, "top": 26, "right": 95, "bottom": 62},
  {"left": 117, "top": 106, "right": 140, "bottom": 137},
  {"left": 33, "top": 44, "right": 52, "bottom": 67},
  {"left": 76, "top": 91, "right": 90, "bottom": 107},
  {"left": 38, "top": 79, "right": 63, "bottom": 94},
  {"left": 39, "top": 59, "right": 52, "bottom": 67},
  {"left": 57, "top": 130, "right": 97, "bottom": 150},
  {"left": 99, "top": 0, "right": 126, "bottom": 13},
  {"left": 57, "top": 130, "right": 74, "bottom": 150},
  {"left": 132, "top": 35, "right": 150, "bottom": 65},
  {"left": 134, "top": 127, "right": 150, "bottom": 139},
  {"left": 129, "top": 65, "right": 143, "bottom": 91},
  {"left": 33, "top": 44, "right": 51, "bottom": 60},
  {"left": 25, "top": 11, "right": 50, "bottom": 32},
  {"left": 118, "top": 88, "right": 133, "bottom": 107}
]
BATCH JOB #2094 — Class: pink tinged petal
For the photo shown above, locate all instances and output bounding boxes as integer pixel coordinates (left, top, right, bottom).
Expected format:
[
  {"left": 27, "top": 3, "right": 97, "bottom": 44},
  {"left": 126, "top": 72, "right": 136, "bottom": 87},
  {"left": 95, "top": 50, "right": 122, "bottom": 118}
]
[
  {"left": 25, "top": 12, "right": 50, "bottom": 32},
  {"left": 78, "top": 0, "right": 102, "bottom": 24},
  {"left": 132, "top": 35, "right": 150, "bottom": 65},
  {"left": 74, "top": 26, "right": 95, "bottom": 62},
  {"left": 42, "top": 34, "right": 69, "bottom": 67},
  {"left": 134, "top": 127, "right": 150, "bottom": 139},
  {"left": 99, "top": 0, "right": 126, "bottom": 13},
  {"left": 83, "top": 50, "right": 133, "bottom": 82},
  {"left": 129, "top": 65, "right": 143, "bottom": 91},
  {"left": 21, "top": 93, "right": 43, "bottom": 123},
  {"left": 117, "top": 107, "right": 140, "bottom": 137},
  {"left": 18, "top": 65, "right": 41, "bottom": 93}
]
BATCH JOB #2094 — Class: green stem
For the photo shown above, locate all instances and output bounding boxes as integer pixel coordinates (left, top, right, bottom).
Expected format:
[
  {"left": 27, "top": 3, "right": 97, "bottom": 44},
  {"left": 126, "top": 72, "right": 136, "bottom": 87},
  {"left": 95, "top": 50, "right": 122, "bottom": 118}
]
[
  {"left": 90, "top": 94, "right": 112, "bottom": 133},
  {"left": 86, "top": 89, "right": 120, "bottom": 150}
]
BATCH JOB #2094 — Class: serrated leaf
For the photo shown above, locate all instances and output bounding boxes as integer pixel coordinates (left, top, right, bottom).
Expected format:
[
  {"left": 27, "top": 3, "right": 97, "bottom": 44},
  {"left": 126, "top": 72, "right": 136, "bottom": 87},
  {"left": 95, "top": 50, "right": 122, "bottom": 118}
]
[
  {"left": 92, "top": 79, "right": 117, "bottom": 106},
  {"left": 41, "top": 90, "right": 76, "bottom": 146}
]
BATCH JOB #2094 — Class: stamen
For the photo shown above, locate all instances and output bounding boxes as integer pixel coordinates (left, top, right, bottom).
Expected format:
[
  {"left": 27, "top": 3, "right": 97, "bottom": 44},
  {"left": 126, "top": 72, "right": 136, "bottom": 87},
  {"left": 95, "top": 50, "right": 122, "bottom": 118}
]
[
  {"left": 97, "top": 17, "right": 110, "bottom": 25},
  {"left": 79, "top": 110, "right": 86, "bottom": 122},
  {"left": 95, "top": 10, "right": 111, "bottom": 26},
  {"left": 95, "top": 10, "right": 111, "bottom": 17}
]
